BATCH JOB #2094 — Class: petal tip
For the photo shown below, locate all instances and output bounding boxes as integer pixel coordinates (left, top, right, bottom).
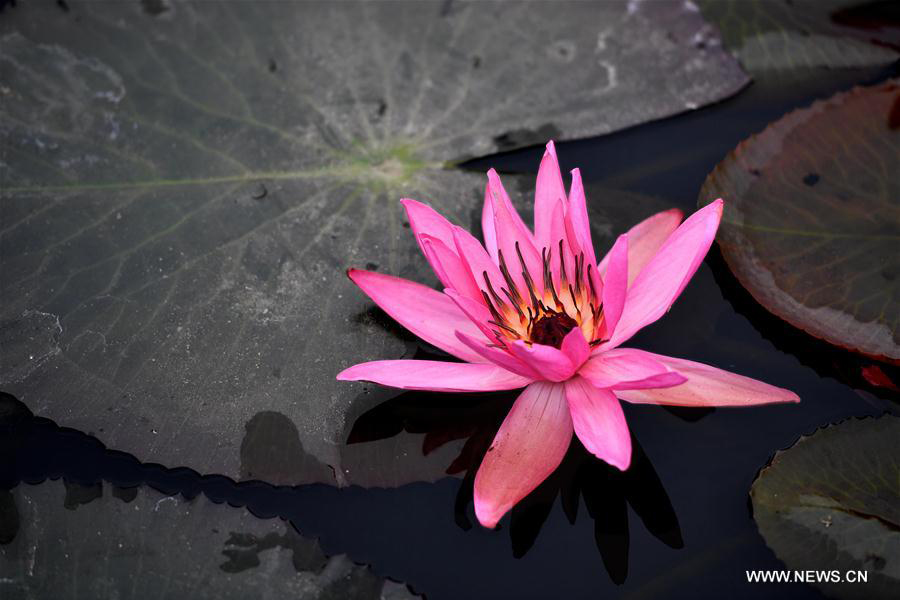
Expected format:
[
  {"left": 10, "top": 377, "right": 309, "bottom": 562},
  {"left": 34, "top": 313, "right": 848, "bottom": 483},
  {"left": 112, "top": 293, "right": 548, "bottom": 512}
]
[
  {"left": 611, "top": 456, "right": 631, "bottom": 472},
  {"left": 346, "top": 267, "right": 377, "bottom": 284},
  {"left": 335, "top": 366, "right": 356, "bottom": 381},
  {"left": 756, "top": 388, "right": 801, "bottom": 405},
  {"left": 607, "top": 448, "right": 632, "bottom": 471},
  {"left": 399, "top": 197, "right": 429, "bottom": 219},
  {"left": 473, "top": 495, "right": 503, "bottom": 529}
]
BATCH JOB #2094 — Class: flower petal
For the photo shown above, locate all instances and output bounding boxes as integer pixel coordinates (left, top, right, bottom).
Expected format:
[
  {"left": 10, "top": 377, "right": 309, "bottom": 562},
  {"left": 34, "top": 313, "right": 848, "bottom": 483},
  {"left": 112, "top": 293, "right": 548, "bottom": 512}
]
[
  {"left": 474, "top": 381, "right": 572, "bottom": 528},
  {"left": 487, "top": 169, "right": 534, "bottom": 243},
  {"left": 401, "top": 198, "right": 456, "bottom": 255},
  {"left": 598, "top": 208, "right": 683, "bottom": 286},
  {"left": 337, "top": 360, "right": 530, "bottom": 392},
  {"left": 481, "top": 183, "right": 500, "bottom": 262},
  {"left": 579, "top": 348, "right": 686, "bottom": 390},
  {"left": 443, "top": 288, "right": 494, "bottom": 338},
  {"left": 565, "top": 376, "right": 632, "bottom": 471},
  {"left": 455, "top": 330, "right": 541, "bottom": 380},
  {"left": 601, "top": 233, "right": 628, "bottom": 338},
  {"left": 549, "top": 200, "right": 577, "bottom": 287},
  {"left": 486, "top": 170, "right": 543, "bottom": 296},
  {"left": 348, "top": 269, "right": 486, "bottom": 363},
  {"left": 420, "top": 235, "right": 482, "bottom": 301},
  {"left": 615, "top": 350, "right": 800, "bottom": 406},
  {"left": 533, "top": 141, "right": 567, "bottom": 251},
  {"left": 565, "top": 168, "right": 596, "bottom": 266},
  {"left": 508, "top": 340, "right": 576, "bottom": 382},
  {"left": 613, "top": 371, "right": 687, "bottom": 390},
  {"left": 452, "top": 226, "right": 507, "bottom": 300},
  {"left": 560, "top": 326, "right": 590, "bottom": 370},
  {"left": 606, "top": 200, "right": 723, "bottom": 349}
]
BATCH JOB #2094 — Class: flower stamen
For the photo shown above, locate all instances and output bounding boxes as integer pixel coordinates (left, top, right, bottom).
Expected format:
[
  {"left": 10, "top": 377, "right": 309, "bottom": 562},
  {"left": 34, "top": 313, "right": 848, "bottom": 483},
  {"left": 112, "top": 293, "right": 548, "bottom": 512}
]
[
  {"left": 482, "top": 271, "right": 507, "bottom": 310},
  {"left": 478, "top": 238, "right": 611, "bottom": 346},
  {"left": 515, "top": 241, "right": 542, "bottom": 312},
  {"left": 497, "top": 250, "right": 523, "bottom": 307},
  {"left": 489, "top": 319, "right": 521, "bottom": 339},
  {"left": 558, "top": 239, "right": 568, "bottom": 287}
]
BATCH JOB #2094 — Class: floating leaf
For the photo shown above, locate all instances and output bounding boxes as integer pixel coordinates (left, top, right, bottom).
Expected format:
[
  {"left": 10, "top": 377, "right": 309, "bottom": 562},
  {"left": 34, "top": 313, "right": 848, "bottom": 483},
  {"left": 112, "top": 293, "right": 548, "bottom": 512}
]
[
  {"left": 0, "top": 0, "right": 748, "bottom": 486},
  {"left": 0, "top": 480, "right": 420, "bottom": 599},
  {"left": 750, "top": 415, "right": 900, "bottom": 599},
  {"left": 699, "top": 80, "right": 900, "bottom": 362},
  {"left": 698, "top": 0, "right": 899, "bottom": 72}
]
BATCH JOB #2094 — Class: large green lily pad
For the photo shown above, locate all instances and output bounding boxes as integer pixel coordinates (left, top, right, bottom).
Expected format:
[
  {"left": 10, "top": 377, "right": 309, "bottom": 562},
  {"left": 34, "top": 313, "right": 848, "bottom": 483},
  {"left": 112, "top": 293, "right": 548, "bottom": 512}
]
[
  {"left": 750, "top": 415, "right": 900, "bottom": 599},
  {"left": 0, "top": 0, "right": 748, "bottom": 486},
  {"left": 698, "top": 0, "right": 899, "bottom": 72},
  {"left": 0, "top": 480, "right": 419, "bottom": 599},
  {"left": 699, "top": 80, "right": 900, "bottom": 362}
]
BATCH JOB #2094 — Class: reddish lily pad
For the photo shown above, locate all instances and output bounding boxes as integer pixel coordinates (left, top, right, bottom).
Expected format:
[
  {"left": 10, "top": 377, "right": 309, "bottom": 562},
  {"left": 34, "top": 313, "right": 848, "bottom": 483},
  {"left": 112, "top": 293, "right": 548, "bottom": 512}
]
[
  {"left": 699, "top": 80, "right": 900, "bottom": 362},
  {"left": 0, "top": 480, "right": 419, "bottom": 599},
  {"left": 750, "top": 415, "right": 900, "bottom": 599},
  {"left": 0, "top": 0, "right": 747, "bottom": 487}
]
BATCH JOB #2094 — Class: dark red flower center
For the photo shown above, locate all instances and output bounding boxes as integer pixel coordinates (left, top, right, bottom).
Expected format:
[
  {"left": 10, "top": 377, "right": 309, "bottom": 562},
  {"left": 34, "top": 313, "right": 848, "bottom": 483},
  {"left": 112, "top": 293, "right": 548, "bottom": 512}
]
[{"left": 530, "top": 311, "right": 578, "bottom": 349}]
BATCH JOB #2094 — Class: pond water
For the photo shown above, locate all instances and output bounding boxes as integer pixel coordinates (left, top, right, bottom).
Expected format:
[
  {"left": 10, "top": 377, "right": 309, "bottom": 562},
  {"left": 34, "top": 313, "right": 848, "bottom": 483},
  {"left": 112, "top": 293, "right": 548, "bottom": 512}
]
[{"left": 1, "top": 2, "right": 898, "bottom": 599}]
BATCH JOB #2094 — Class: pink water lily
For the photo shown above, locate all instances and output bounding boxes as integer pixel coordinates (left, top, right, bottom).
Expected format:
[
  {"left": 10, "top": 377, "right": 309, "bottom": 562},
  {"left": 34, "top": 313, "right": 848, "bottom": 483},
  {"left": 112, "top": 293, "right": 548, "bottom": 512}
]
[{"left": 338, "top": 141, "right": 799, "bottom": 528}]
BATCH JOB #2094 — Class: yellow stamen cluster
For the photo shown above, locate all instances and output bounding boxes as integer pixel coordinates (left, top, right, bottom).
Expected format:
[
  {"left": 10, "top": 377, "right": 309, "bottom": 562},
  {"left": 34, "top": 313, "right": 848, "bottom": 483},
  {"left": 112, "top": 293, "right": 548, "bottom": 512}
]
[{"left": 481, "top": 240, "right": 605, "bottom": 349}]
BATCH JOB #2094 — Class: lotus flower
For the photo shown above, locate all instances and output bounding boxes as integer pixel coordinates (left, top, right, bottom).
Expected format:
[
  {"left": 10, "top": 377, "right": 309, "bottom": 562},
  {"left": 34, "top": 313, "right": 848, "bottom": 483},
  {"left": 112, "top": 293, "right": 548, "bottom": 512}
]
[{"left": 338, "top": 141, "right": 799, "bottom": 528}]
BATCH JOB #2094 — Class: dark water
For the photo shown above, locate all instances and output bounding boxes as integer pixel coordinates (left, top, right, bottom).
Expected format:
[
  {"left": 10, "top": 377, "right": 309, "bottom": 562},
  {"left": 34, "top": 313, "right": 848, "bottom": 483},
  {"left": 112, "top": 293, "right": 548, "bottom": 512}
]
[{"left": 3, "top": 64, "right": 898, "bottom": 599}]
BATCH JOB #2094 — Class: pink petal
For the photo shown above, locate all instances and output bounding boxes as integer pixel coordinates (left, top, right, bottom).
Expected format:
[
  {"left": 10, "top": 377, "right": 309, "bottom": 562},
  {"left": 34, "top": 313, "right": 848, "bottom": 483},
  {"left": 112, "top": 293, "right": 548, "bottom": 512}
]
[
  {"left": 420, "top": 237, "right": 452, "bottom": 286},
  {"left": 560, "top": 326, "right": 590, "bottom": 370},
  {"left": 533, "top": 141, "right": 567, "bottom": 251},
  {"left": 605, "top": 200, "right": 723, "bottom": 349},
  {"left": 474, "top": 381, "right": 572, "bottom": 528},
  {"left": 508, "top": 340, "right": 576, "bottom": 382},
  {"left": 612, "top": 371, "right": 687, "bottom": 390},
  {"left": 455, "top": 330, "right": 541, "bottom": 380},
  {"left": 598, "top": 208, "right": 683, "bottom": 286},
  {"left": 337, "top": 360, "right": 530, "bottom": 392},
  {"left": 452, "top": 226, "right": 507, "bottom": 300},
  {"left": 565, "top": 169, "right": 603, "bottom": 303},
  {"left": 487, "top": 169, "right": 534, "bottom": 243},
  {"left": 601, "top": 234, "right": 628, "bottom": 338},
  {"left": 401, "top": 198, "right": 457, "bottom": 256},
  {"left": 486, "top": 170, "right": 543, "bottom": 296},
  {"left": 615, "top": 350, "right": 801, "bottom": 406},
  {"left": 565, "top": 168, "right": 596, "bottom": 266},
  {"left": 444, "top": 288, "right": 502, "bottom": 342},
  {"left": 420, "top": 235, "right": 482, "bottom": 301},
  {"left": 347, "top": 269, "right": 486, "bottom": 363},
  {"left": 565, "top": 376, "right": 632, "bottom": 471},
  {"left": 481, "top": 183, "right": 499, "bottom": 262},
  {"left": 549, "top": 200, "right": 577, "bottom": 287},
  {"left": 579, "top": 348, "right": 686, "bottom": 390}
]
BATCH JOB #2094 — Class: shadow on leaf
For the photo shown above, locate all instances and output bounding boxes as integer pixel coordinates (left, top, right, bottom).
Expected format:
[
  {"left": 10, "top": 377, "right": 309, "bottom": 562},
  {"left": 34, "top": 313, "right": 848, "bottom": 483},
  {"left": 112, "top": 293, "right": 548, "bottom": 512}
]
[{"left": 347, "top": 389, "right": 683, "bottom": 584}]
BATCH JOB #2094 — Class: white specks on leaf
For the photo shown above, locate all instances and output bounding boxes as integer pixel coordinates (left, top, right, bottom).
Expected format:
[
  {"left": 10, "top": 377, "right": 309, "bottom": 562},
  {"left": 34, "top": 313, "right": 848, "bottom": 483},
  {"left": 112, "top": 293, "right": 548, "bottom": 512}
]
[{"left": 153, "top": 496, "right": 177, "bottom": 512}]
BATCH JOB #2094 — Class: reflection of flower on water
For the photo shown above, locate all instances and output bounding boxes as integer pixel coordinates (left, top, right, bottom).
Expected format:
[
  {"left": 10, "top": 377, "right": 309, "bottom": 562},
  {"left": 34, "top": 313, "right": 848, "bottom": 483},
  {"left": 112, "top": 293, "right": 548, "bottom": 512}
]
[
  {"left": 339, "top": 141, "right": 799, "bottom": 529},
  {"left": 347, "top": 388, "right": 682, "bottom": 584}
]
